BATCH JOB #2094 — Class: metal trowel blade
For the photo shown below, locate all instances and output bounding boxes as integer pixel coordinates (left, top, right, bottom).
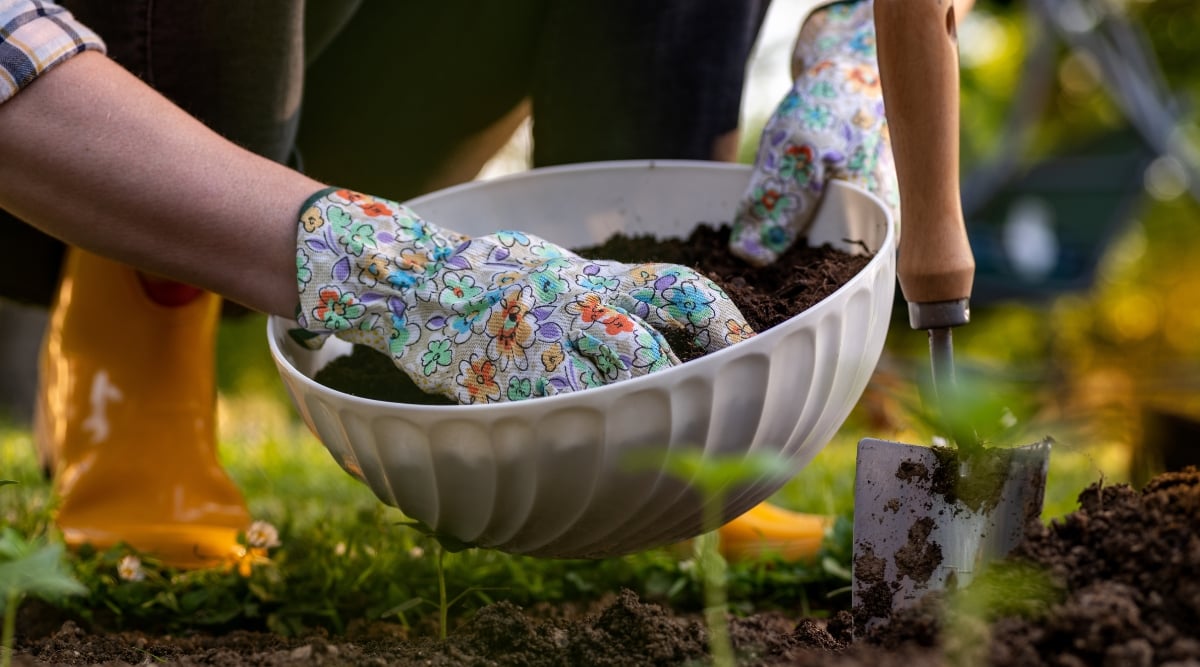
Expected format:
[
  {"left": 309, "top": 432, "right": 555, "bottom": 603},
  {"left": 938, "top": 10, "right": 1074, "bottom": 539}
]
[{"left": 850, "top": 437, "right": 1051, "bottom": 635}]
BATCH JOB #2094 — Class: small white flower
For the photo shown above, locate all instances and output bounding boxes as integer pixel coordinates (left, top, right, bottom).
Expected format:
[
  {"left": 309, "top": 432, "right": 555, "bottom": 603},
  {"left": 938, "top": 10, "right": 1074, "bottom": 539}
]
[
  {"left": 408, "top": 546, "right": 425, "bottom": 559},
  {"left": 117, "top": 555, "right": 145, "bottom": 582},
  {"left": 334, "top": 542, "right": 347, "bottom": 556},
  {"left": 245, "top": 520, "right": 282, "bottom": 549}
]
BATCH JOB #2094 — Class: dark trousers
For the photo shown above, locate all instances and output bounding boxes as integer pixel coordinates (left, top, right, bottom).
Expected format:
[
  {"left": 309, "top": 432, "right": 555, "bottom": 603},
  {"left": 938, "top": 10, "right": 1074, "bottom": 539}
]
[{"left": 1, "top": 0, "right": 767, "bottom": 304}]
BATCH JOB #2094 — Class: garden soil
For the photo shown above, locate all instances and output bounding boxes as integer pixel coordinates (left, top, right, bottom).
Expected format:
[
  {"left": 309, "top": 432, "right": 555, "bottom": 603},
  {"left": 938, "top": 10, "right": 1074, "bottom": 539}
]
[
  {"left": 16, "top": 468, "right": 1200, "bottom": 666},
  {"left": 15, "top": 229, "right": 1200, "bottom": 665}
]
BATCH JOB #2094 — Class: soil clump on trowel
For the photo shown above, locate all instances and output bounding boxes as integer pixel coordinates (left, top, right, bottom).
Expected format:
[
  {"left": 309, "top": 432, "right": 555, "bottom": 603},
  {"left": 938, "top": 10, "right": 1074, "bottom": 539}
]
[
  {"left": 314, "top": 223, "right": 870, "bottom": 400},
  {"left": 17, "top": 469, "right": 1200, "bottom": 665},
  {"left": 925, "top": 445, "right": 1032, "bottom": 514}
]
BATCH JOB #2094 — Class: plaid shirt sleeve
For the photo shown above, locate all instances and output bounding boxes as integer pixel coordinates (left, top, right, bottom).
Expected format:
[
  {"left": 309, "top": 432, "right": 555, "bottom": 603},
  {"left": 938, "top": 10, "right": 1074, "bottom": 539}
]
[{"left": 0, "top": 0, "right": 105, "bottom": 105}]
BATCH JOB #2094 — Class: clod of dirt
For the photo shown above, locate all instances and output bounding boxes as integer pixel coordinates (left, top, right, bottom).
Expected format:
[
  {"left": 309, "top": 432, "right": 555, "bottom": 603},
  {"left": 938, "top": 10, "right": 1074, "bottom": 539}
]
[
  {"left": 562, "top": 589, "right": 708, "bottom": 666},
  {"left": 891, "top": 517, "right": 942, "bottom": 585},
  {"left": 791, "top": 616, "right": 848, "bottom": 652},
  {"left": 894, "top": 460, "right": 929, "bottom": 486},
  {"left": 448, "top": 601, "right": 554, "bottom": 658},
  {"left": 850, "top": 545, "right": 895, "bottom": 634},
  {"left": 929, "top": 445, "right": 1018, "bottom": 515}
]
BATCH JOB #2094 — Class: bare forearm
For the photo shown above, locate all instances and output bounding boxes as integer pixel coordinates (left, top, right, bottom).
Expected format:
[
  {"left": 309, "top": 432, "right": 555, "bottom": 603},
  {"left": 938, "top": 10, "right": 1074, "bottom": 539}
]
[{"left": 0, "top": 51, "right": 324, "bottom": 316}]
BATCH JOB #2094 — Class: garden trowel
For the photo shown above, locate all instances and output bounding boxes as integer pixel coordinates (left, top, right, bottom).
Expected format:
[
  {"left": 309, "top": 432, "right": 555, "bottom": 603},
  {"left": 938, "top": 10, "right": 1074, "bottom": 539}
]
[{"left": 852, "top": 1, "right": 1051, "bottom": 634}]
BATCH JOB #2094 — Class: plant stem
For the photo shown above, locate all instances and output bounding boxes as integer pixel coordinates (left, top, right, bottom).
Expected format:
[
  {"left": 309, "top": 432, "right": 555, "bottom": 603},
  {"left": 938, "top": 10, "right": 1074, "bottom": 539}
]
[
  {"left": 2, "top": 590, "right": 19, "bottom": 667},
  {"left": 698, "top": 496, "right": 733, "bottom": 667},
  {"left": 436, "top": 545, "right": 448, "bottom": 641}
]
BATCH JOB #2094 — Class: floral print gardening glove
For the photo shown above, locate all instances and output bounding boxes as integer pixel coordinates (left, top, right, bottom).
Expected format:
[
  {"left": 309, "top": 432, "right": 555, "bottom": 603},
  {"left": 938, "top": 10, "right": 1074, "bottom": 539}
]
[
  {"left": 731, "top": 0, "right": 898, "bottom": 266},
  {"left": 293, "top": 188, "right": 755, "bottom": 404}
]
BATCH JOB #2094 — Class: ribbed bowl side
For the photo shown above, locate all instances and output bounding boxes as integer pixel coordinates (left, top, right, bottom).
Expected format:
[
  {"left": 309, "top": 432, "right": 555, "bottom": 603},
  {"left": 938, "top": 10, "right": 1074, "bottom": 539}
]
[{"left": 508, "top": 244, "right": 893, "bottom": 557}]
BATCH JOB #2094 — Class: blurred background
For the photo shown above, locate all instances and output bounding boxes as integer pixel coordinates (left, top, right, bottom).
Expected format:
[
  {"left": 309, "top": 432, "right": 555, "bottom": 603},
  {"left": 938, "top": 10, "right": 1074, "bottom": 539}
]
[{"left": 5, "top": 0, "right": 1200, "bottom": 500}]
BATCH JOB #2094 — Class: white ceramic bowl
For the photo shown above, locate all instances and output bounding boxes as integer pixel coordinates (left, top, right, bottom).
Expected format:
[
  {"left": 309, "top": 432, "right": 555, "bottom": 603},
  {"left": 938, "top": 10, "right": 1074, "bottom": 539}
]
[{"left": 268, "top": 160, "right": 895, "bottom": 558}]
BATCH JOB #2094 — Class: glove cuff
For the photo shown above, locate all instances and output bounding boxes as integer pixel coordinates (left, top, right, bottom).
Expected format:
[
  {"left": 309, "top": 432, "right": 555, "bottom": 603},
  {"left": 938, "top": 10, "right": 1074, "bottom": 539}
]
[
  {"left": 292, "top": 186, "right": 468, "bottom": 337},
  {"left": 298, "top": 186, "right": 344, "bottom": 216},
  {"left": 294, "top": 187, "right": 410, "bottom": 336}
]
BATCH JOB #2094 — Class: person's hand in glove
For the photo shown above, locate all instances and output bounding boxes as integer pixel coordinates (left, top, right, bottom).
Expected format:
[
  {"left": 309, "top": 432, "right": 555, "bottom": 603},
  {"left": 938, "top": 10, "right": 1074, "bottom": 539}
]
[
  {"left": 730, "top": 0, "right": 898, "bottom": 266},
  {"left": 293, "top": 188, "right": 755, "bottom": 404}
]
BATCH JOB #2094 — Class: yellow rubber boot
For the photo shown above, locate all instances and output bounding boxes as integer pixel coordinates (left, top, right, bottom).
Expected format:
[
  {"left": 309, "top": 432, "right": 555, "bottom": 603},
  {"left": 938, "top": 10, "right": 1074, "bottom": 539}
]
[
  {"left": 717, "top": 502, "right": 833, "bottom": 563},
  {"left": 35, "top": 248, "right": 250, "bottom": 568}
]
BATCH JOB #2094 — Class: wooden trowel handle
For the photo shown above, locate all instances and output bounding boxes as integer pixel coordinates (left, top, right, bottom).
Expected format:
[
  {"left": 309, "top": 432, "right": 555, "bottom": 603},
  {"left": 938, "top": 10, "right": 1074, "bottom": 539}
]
[{"left": 875, "top": 0, "right": 975, "bottom": 309}]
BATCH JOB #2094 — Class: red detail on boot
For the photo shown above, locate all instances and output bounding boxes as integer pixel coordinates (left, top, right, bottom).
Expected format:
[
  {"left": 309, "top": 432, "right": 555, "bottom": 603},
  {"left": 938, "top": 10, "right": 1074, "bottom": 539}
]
[{"left": 136, "top": 273, "right": 205, "bottom": 306}]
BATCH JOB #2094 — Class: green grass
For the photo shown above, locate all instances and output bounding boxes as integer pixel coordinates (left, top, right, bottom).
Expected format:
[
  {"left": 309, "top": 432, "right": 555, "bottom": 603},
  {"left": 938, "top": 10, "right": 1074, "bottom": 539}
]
[
  {"left": 1, "top": 410, "right": 847, "bottom": 635},
  {"left": 0, "top": 313, "right": 1131, "bottom": 638}
]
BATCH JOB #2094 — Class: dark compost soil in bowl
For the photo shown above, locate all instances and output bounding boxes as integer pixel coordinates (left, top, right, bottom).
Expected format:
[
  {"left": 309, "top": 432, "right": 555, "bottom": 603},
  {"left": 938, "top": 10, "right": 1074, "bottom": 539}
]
[
  {"left": 313, "top": 223, "right": 872, "bottom": 401},
  {"left": 17, "top": 468, "right": 1200, "bottom": 665},
  {"left": 572, "top": 223, "right": 873, "bottom": 335}
]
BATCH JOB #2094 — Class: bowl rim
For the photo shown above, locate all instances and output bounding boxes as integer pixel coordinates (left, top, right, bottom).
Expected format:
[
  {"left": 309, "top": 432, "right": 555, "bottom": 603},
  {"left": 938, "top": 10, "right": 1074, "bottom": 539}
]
[{"left": 268, "top": 159, "right": 896, "bottom": 414}]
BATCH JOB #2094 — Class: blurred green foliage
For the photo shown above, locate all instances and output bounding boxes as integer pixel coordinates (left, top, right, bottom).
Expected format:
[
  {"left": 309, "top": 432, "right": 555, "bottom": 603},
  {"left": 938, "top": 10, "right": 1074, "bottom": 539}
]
[{"left": 892, "top": 0, "right": 1200, "bottom": 482}]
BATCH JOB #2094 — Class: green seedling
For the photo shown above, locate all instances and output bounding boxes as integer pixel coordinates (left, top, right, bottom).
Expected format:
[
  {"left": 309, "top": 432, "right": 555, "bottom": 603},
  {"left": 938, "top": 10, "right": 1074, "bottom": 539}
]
[
  {"left": 905, "top": 369, "right": 1042, "bottom": 456},
  {"left": 0, "top": 526, "right": 88, "bottom": 667},
  {"left": 627, "top": 449, "right": 792, "bottom": 667},
  {"left": 395, "top": 521, "right": 505, "bottom": 640}
]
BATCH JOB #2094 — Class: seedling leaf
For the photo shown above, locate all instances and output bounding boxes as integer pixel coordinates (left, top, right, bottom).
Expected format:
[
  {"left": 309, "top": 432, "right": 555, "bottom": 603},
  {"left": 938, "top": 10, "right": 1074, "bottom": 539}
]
[{"left": 0, "top": 542, "right": 87, "bottom": 599}]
